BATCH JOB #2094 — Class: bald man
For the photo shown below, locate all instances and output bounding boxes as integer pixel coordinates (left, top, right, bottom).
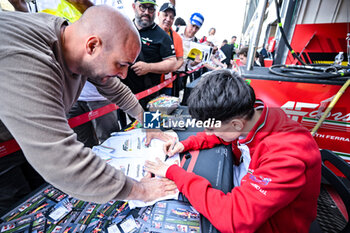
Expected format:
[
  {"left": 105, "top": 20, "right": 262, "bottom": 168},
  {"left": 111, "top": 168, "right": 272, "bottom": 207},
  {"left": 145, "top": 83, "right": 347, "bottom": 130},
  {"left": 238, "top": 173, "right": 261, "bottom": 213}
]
[{"left": 0, "top": 5, "right": 176, "bottom": 215}]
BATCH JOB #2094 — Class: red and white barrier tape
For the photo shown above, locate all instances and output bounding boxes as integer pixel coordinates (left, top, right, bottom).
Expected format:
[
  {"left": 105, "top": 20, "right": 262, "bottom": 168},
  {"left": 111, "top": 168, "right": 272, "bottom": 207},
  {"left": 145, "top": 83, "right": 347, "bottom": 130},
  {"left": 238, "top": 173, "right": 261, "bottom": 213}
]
[{"left": 0, "top": 139, "right": 21, "bottom": 158}]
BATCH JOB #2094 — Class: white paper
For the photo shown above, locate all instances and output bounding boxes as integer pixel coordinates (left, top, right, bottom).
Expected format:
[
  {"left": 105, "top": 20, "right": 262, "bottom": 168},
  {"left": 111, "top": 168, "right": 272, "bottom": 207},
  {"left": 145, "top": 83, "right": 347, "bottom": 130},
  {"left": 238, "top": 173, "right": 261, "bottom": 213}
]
[
  {"left": 188, "top": 41, "right": 212, "bottom": 62},
  {"left": 92, "top": 129, "right": 180, "bottom": 208},
  {"left": 93, "top": 129, "right": 167, "bottom": 160},
  {"left": 107, "top": 224, "right": 121, "bottom": 233},
  {"left": 120, "top": 215, "right": 138, "bottom": 233}
]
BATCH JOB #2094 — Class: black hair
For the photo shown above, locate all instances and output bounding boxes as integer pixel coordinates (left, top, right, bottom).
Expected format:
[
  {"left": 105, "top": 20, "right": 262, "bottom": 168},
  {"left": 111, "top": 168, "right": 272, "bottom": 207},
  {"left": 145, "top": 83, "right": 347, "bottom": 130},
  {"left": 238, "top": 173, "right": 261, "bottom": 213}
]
[
  {"left": 237, "top": 46, "right": 248, "bottom": 57},
  {"left": 174, "top": 17, "right": 186, "bottom": 32},
  {"left": 188, "top": 70, "right": 256, "bottom": 122},
  {"left": 174, "top": 17, "right": 186, "bottom": 26},
  {"left": 238, "top": 46, "right": 259, "bottom": 58},
  {"left": 232, "top": 35, "right": 237, "bottom": 39},
  {"left": 222, "top": 39, "right": 228, "bottom": 44}
]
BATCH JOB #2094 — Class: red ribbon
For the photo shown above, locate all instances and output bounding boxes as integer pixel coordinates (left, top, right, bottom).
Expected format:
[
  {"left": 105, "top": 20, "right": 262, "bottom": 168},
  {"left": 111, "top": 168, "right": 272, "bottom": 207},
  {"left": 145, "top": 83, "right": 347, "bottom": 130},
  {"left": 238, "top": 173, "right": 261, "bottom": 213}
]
[{"left": 1, "top": 66, "right": 204, "bottom": 157}]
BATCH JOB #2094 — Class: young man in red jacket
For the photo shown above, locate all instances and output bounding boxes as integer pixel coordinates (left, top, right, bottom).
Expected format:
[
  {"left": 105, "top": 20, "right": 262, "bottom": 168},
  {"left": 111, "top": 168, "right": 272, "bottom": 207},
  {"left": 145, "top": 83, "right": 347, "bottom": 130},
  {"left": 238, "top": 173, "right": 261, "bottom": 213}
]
[{"left": 145, "top": 70, "right": 321, "bottom": 233}]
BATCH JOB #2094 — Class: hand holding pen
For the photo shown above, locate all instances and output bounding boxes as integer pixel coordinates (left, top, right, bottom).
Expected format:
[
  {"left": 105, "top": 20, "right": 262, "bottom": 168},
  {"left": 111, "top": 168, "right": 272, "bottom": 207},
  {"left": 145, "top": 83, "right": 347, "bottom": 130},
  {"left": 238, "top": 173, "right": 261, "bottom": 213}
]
[{"left": 163, "top": 140, "right": 185, "bottom": 157}]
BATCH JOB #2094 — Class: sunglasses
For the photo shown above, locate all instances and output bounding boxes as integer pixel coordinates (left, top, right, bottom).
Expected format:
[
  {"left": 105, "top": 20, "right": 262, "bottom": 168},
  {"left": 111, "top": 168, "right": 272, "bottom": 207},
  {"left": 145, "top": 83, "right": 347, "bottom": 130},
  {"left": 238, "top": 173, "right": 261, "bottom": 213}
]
[{"left": 138, "top": 4, "right": 156, "bottom": 13}]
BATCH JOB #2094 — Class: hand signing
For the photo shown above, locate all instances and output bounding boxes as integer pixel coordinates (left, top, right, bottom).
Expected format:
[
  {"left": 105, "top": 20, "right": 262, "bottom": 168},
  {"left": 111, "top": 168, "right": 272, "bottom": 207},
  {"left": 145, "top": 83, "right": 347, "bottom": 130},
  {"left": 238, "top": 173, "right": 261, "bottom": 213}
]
[
  {"left": 163, "top": 141, "right": 184, "bottom": 157},
  {"left": 144, "top": 157, "right": 172, "bottom": 178}
]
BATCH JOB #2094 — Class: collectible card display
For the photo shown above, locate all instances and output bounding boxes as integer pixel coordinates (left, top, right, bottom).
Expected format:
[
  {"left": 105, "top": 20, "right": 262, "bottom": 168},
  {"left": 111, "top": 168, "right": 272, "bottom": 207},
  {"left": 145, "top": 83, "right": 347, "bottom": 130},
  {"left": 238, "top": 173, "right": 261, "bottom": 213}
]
[
  {"left": 0, "top": 185, "right": 201, "bottom": 233},
  {"left": 137, "top": 200, "right": 201, "bottom": 233},
  {"left": 0, "top": 130, "right": 200, "bottom": 233}
]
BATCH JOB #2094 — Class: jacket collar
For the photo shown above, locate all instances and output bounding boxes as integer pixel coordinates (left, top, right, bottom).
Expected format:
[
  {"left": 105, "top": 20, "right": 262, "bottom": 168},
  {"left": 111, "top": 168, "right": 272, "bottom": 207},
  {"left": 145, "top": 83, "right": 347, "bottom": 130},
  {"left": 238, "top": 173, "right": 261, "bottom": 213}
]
[{"left": 238, "top": 100, "right": 268, "bottom": 145}]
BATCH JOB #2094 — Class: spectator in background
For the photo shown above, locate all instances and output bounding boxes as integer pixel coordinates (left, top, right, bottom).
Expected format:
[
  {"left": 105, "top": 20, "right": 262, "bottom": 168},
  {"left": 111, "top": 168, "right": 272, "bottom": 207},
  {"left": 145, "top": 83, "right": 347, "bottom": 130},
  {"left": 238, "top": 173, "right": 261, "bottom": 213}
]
[
  {"left": 257, "top": 44, "right": 268, "bottom": 67},
  {"left": 121, "top": 0, "right": 177, "bottom": 109},
  {"left": 220, "top": 39, "right": 234, "bottom": 68},
  {"left": 176, "top": 12, "right": 204, "bottom": 98},
  {"left": 200, "top": 27, "right": 218, "bottom": 47},
  {"left": 231, "top": 35, "right": 239, "bottom": 58},
  {"left": 259, "top": 44, "right": 269, "bottom": 58},
  {"left": 221, "top": 39, "right": 228, "bottom": 48},
  {"left": 174, "top": 16, "right": 186, "bottom": 32},
  {"left": 157, "top": 2, "right": 184, "bottom": 96},
  {"left": 202, "top": 40, "right": 226, "bottom": 70},
  {"left": 177, "top": 12, "right": 204, "bottom": 65},
  {"left": 236, "top": 46, "right": 261, "bottom": 67},
  {"left": 237, "top": 46, "right": 248, "bottom": 65}
]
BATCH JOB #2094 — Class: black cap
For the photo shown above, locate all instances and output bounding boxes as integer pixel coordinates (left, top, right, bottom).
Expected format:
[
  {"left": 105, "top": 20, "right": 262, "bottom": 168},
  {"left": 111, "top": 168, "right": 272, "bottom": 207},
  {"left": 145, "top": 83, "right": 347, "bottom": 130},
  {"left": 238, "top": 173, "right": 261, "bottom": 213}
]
[{"left": 159, "top": 2, "right": 176, "bottom": 16}]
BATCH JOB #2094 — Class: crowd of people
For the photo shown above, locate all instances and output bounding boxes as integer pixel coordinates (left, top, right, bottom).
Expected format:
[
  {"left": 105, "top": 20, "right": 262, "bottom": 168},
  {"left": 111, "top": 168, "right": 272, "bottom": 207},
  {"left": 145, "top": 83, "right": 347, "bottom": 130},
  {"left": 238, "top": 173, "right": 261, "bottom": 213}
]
[
  {"left": 0, "top": 1, "right": 321, "bottom": 233},
  {"left": 1, "top": 1, "right": 271, "bottom": 108}
]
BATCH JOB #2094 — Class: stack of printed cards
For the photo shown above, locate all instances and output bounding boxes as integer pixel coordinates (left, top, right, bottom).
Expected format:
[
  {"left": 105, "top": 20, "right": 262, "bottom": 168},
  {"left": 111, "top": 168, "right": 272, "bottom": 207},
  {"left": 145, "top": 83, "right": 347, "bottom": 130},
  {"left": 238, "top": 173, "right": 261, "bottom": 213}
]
[{"left": 136, "top": 200, "right": 201, "bottom": 233}]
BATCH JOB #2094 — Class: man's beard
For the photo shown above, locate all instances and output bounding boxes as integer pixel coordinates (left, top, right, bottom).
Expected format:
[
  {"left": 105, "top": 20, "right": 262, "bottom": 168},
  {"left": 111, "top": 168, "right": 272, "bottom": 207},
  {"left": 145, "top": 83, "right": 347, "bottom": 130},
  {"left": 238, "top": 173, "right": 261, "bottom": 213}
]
[
  {"left": 135, "top": 11, "right": 155, "bottom": 28},
  {"left": 77, "top": 61, "right": 104, "bottom": 83}
]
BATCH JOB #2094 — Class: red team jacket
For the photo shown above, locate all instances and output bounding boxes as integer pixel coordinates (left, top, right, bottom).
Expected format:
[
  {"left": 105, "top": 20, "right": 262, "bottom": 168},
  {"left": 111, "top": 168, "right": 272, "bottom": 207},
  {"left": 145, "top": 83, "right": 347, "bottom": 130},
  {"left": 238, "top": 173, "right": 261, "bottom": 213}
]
[{"left": 166, "top": 102, "right": 321, "bottom": 233}]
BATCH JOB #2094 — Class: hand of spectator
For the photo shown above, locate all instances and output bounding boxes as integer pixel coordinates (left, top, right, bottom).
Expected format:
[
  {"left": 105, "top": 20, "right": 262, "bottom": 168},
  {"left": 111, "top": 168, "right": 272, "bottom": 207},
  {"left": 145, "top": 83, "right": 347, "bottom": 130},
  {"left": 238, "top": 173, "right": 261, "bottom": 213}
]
[
  {"left": 163, "top": 141, "right": 184, "bottom": 156},
  {"left": 191, "top": 54, "right": 202, "bottom": 66},
  {"left": 232, "top": 60, "right": 239, "bottom": 72},
  {"left": 144, "top": 157, "right": 172, "bottom": 178},
  {"left": 131, "top": 61, "right": 150, "bottom": 76},
  {"left": 127, "top": 172, "right": 177, "bottom": 202},
  {"left": 145, "top": 129, "right": 175, "bottom": 147}
]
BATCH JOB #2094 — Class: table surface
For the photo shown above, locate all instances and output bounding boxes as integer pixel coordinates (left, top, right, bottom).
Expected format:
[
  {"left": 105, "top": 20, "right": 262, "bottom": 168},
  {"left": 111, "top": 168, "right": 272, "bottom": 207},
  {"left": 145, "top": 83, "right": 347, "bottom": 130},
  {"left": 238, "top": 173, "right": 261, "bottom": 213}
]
[{"left": 0, "top": 106, "right": 205, "bottom": 233}]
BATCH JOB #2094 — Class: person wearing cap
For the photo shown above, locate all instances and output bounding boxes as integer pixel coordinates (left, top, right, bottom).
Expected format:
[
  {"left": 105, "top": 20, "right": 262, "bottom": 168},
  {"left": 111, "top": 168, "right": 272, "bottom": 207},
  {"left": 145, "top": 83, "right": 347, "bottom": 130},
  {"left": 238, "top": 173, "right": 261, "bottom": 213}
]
[
  {"left": 158, "top": 2, "right": 184, "bottom": 96},
  {"left": 176, "top": 12, "right": 204, "bottom": 94},
  {"left": 177, "top": 12, "right": 204, "bottom": 71},
  {"left": 185, "top": 12, "right": 204, "bottom": 40},
  {"left": 120, "top": 0, "right": 177, "bottom": 109}
]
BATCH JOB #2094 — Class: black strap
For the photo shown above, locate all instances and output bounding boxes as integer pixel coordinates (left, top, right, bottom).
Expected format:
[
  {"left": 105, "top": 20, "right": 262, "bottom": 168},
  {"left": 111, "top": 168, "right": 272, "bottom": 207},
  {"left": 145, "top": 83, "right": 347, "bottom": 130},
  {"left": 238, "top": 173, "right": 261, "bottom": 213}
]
[{"left": 169, "top": 29, "right": 174, "bottom": 42}]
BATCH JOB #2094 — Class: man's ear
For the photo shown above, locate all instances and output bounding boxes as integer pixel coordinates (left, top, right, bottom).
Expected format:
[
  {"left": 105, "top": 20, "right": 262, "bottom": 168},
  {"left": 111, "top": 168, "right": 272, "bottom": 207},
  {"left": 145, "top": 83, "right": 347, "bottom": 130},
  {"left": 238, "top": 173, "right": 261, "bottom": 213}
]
[
  {"left": 231, "top": 119, "right": 244, "bottom": 132},
  {"left": 132, "top": 3, "right": 136, "bottom": 10},
  {"left": 86, "top": 36, "right": 101, "bottom": 55}
]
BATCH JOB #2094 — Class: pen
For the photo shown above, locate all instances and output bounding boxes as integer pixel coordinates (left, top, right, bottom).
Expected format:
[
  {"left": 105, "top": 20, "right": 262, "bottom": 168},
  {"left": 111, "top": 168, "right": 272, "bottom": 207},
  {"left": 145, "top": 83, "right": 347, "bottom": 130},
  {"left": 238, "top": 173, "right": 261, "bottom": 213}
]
[{"left": 165, "top": 142, "right": 176, "bottom": 161}]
